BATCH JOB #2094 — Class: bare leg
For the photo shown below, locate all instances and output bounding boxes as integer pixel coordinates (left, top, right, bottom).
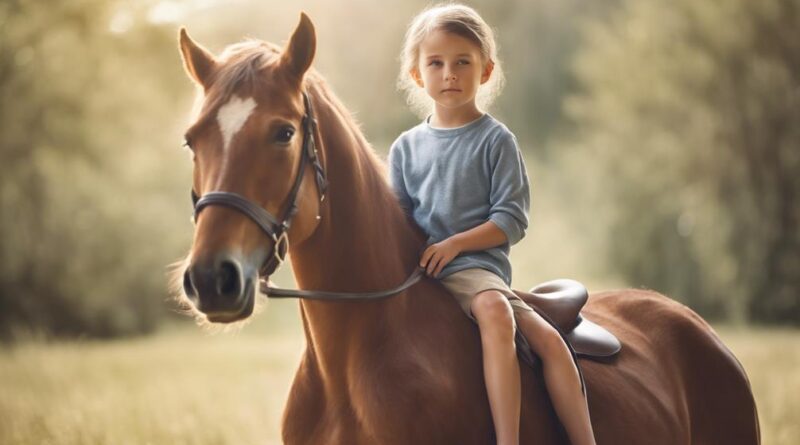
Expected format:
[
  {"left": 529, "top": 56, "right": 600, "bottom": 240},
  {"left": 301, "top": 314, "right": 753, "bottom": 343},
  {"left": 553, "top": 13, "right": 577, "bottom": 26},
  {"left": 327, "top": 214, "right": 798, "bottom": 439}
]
[
  {"left": 471, "top": 290, "right": 521, "bottom": 445},
  {"left": 515, "top": 308, "right": 597, "bottom": 445}
]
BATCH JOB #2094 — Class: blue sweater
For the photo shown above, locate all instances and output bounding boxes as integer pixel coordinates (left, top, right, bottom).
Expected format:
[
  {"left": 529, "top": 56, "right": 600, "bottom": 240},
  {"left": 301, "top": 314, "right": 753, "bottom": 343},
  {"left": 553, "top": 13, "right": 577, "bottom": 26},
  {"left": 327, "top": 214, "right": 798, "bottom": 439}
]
[{"left": 388, "top": 113, "right": 530, "bottom": 285}]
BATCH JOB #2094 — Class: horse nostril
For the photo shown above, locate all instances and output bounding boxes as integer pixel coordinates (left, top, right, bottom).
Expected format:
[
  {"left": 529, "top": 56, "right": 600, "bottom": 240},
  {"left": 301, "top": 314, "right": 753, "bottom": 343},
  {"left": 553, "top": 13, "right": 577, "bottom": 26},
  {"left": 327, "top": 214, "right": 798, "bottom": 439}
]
[
  {"left": 216, "top": 259, "right": 242, "bottom": 299},
  {"left": 183, "top": 269, "right": 197, "bottom": 299}
]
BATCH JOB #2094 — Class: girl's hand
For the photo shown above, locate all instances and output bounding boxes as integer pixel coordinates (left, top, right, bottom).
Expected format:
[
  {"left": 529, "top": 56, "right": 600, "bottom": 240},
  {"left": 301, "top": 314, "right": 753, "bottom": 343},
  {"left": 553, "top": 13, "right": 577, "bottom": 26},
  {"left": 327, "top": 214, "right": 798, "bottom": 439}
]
[{"left": 420, "top": 237, "right": 462, "bottom": 278}]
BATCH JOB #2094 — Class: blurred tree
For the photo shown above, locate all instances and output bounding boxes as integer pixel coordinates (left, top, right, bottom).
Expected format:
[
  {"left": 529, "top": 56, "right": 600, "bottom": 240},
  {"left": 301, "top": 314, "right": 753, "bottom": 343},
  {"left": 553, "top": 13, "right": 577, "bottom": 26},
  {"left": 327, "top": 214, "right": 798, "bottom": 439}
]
[
  {"left": 560, "top": 0, "right": 799, "bottom": 323},
  {"left": 0, "top": 0, "right": 193, "bottom": 340},
  {"left": 488, "top": 0, "right": 619, "bottom": 156}
]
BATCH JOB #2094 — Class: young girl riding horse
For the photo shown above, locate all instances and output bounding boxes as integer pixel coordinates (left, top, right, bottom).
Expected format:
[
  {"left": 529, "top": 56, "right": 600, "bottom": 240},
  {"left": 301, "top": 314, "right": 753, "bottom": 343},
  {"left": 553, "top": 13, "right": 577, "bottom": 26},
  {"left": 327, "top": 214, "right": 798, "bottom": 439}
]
[{"left": 388, "top": 4, "right": 597, "bottom": 444}]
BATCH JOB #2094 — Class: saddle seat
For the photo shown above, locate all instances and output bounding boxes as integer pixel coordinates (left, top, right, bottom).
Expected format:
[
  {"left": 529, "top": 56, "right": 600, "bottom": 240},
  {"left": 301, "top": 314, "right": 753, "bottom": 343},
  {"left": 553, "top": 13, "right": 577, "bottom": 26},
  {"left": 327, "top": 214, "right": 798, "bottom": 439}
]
[{"left": 511, "top": 278, "right": 621, "bottom": 360}]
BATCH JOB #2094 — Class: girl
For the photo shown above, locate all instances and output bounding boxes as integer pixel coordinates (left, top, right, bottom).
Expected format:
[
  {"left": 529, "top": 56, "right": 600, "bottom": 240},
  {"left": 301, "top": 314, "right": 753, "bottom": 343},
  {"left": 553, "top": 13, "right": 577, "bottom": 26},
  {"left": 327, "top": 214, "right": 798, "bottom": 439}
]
[{"left": 388, "top": 4, "right": 597, "bottom": 445}]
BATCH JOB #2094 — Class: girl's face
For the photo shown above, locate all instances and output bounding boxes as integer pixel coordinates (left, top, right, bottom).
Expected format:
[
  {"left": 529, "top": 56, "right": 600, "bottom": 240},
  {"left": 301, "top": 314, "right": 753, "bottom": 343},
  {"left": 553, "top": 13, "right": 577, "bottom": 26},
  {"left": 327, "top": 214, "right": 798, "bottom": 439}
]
[{"left": 411, "top": 29, "right": 494, "bottom": 112}]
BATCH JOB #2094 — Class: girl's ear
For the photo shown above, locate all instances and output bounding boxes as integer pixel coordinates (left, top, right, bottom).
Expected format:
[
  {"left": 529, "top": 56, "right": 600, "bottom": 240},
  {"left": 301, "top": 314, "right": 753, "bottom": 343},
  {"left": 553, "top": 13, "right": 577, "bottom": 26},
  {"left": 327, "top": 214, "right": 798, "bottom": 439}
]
[
  {"left": 480, "top": 60, "right": 495, "bottom": 84},
  {"left": 409, "top": 67, "right": 424, "bottom": 88}
]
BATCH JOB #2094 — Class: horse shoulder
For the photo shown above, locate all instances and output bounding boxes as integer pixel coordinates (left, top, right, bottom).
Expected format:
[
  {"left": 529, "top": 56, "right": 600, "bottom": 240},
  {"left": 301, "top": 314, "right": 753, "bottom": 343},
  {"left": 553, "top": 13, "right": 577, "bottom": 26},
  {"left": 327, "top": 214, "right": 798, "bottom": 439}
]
[
  {"left": 282, "top": 351, "right": 363, "bottom": 445},
  {"left": 281, "top": 352, "right": 321, "bottom": 444},
  {"left": 345, "top": 318, "right": 493, "bottom": 444}
]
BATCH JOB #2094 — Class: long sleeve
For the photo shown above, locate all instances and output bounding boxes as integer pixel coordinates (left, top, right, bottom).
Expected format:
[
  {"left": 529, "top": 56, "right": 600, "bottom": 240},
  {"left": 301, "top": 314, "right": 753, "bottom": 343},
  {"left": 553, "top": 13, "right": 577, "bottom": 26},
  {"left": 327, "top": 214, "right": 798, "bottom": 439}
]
[
  {"left": 388, "top": 141, "right": 414, "bottom": 214},
  {"left": 487, "top": 133, "right": 530, "bottom": 246}
]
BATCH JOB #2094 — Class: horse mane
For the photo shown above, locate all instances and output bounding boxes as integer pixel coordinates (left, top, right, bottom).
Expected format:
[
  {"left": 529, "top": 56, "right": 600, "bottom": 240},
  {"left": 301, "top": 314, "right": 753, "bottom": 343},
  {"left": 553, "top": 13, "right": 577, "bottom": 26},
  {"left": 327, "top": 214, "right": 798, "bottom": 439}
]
[
  {"left": 304, "top": 70, "right": 399, "bottom": 205},
  {"left": 302, "top": 73, "right": 429, "bottom": 291}
]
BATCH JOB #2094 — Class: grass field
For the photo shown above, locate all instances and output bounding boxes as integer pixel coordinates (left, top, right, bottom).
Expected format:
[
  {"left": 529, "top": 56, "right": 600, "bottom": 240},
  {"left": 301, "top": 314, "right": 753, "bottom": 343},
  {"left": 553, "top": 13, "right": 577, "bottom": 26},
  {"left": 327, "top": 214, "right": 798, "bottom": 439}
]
[{"left": 1, "top": 311, "right": 797, "bottom": 444}]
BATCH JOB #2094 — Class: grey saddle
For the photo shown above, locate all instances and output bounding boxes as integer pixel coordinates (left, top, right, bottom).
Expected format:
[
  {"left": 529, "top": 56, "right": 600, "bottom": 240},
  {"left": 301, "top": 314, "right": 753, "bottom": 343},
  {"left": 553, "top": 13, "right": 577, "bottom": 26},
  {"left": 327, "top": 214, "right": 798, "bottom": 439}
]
[{"left": 512, "top": 279, "right": 621, "bottom": 360}]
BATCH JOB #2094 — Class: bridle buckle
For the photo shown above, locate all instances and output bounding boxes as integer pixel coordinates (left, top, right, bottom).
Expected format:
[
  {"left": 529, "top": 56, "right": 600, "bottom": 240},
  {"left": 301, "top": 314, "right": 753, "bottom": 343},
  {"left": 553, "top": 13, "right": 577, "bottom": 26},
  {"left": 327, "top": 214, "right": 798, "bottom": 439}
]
[{"left": 271, "top": 231, "right": 289, "bottom": 266}]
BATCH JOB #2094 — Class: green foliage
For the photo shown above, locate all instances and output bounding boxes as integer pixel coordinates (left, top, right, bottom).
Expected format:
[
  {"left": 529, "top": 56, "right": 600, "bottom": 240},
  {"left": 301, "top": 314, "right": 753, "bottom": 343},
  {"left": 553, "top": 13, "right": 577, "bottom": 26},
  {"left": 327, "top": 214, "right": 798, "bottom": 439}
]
[
  {"left": 560, "top": 0, "right": 800, "bottom": 323},
  {"left": 3, "top": 0, "right": 796, "bottom": 338},
  {"left": 0, "top": 0, "right": 628, "bottom": 339},
  {"left": 0, "top": 0, "right": 194, "bottom": 339},
  {"left": 485, "top": 0, "right": 620, "bottom": 152}
]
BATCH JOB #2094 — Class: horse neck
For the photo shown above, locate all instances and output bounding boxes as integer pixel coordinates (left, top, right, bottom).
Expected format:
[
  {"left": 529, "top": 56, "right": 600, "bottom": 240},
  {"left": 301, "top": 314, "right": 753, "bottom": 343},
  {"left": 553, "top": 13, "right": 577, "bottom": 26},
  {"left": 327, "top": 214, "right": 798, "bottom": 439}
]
[{"left": 288, "top": 80, "right": 425, "bottom": 375}]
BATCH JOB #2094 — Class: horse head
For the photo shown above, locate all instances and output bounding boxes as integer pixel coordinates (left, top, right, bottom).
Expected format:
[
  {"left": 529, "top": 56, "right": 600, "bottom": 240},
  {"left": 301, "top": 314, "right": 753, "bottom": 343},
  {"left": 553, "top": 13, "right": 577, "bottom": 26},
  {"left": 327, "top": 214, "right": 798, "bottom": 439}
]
[{"left": 177, "top": 13, "right": 326, "bottom": 323}]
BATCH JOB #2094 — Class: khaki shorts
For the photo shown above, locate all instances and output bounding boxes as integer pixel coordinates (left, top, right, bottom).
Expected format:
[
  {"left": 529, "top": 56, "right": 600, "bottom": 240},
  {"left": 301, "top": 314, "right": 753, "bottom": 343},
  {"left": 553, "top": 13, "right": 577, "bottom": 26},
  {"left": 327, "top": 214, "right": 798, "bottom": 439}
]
[{"left": 439, "top": 268, "right": 535, "bottom": 324}]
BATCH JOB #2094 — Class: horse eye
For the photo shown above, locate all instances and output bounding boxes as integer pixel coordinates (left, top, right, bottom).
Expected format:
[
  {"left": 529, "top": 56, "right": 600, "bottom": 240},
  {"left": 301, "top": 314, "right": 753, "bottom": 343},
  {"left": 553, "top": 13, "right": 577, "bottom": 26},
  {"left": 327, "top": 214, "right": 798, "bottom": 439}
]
[{"left": 275, "top": 126, "right": 295, "bottom": 144}]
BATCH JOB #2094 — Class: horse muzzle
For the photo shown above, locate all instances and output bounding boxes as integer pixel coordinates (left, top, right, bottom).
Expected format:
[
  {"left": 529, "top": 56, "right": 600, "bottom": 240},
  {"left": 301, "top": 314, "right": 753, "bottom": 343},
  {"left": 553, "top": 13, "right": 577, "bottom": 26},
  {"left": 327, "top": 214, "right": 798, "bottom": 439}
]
[{"left": 183, "top": 252, "right": 257, "bottom": 323}]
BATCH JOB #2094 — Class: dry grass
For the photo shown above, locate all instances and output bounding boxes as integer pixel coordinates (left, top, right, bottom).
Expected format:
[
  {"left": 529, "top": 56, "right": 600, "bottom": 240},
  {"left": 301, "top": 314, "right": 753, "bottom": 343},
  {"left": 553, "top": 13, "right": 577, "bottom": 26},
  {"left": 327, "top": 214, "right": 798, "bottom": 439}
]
[
  {"left": 0, "top": 320, "right": 797, "bottom": 444},
  {"left": 713, "top": 325, "right": 800, "bottom": 444},
  {"left": 0, "top": 322, "right": 304, "bottom": 445}
]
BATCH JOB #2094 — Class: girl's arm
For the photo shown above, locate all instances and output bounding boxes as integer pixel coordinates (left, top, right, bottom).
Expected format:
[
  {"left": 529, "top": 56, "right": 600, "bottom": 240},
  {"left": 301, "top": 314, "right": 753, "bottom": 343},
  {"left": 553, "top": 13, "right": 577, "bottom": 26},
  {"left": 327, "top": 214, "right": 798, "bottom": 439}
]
[
  {"left": 487, "top": 132, "right": 530, "bottom": 245},
  {"left": 450, "top": 220, "right": 507, "bottom": 252},
  {"left": 420, "top": 221, "right": 506, "bottom": 277},
  {"left": 388, "top": 140, "right": 414, "bottom": 215}
]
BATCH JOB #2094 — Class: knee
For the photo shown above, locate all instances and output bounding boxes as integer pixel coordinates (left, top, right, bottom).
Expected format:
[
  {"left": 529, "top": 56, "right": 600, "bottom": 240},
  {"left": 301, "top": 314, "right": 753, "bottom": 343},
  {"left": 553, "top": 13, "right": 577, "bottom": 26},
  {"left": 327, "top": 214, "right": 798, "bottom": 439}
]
[{"left": 471, "top": 291, "right": 515, "bottom": 338}]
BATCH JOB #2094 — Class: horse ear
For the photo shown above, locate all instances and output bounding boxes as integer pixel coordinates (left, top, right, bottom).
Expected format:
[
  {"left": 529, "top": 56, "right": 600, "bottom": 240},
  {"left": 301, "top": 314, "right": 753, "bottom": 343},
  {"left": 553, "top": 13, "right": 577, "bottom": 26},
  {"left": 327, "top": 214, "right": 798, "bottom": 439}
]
[
  {"left": 178, "top": 27, "right": 217, "bottom": 88},
  {"left": 280, "top": 12, "right": 316, "bottom": 81}
]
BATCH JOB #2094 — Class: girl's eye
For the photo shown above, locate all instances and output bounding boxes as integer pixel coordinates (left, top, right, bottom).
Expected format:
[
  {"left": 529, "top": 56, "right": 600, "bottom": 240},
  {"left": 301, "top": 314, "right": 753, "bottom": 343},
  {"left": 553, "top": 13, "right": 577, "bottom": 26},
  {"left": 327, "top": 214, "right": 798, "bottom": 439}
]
[
  {"left": 182, "top": 138, "right": 193, "bottom": 150},
  {"left": 458, "top": 59, "right": 470, "bottom": 65},
  {"left": 429, "top": 60, "right": 442, "bottom": 66},
  {"left": 275, "top": 126, "right": 295, "bottom": 144}
]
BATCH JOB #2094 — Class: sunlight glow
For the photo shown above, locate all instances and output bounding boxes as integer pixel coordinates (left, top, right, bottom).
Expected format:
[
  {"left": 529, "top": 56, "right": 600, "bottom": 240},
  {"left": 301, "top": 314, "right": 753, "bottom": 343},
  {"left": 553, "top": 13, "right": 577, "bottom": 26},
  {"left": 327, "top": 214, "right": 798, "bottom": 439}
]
[
  {"left": 109, "top": 9, "right": 133, "bottom": 34},
  {"left": 147, "top": 0, "right": 229, "bottom": 25},
  {"left": 147, "top": 1, "right": 186, "bottom": 25}
]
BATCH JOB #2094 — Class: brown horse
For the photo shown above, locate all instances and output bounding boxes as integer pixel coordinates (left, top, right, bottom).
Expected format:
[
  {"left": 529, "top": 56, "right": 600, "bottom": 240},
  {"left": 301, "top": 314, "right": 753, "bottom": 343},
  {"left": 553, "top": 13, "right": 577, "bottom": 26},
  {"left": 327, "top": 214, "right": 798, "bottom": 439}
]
[{"left": 175, "top": 13, "right": 760, "bottom": 445}]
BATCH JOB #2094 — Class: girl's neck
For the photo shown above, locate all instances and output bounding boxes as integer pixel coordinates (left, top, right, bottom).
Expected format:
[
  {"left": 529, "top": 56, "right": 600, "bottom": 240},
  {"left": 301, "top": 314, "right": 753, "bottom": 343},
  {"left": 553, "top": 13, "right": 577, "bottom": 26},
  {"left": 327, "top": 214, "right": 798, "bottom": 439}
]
[{"left": 429, "top": 102, "right": 484, "bottom": 128}]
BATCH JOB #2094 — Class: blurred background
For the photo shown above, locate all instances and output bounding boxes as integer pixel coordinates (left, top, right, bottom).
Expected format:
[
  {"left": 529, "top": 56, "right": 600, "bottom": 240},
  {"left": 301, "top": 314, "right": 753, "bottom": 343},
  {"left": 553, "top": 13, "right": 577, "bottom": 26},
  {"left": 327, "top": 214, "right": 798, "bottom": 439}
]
[{"left": 1, "top": 0, "right": 798, "bottom": 443}]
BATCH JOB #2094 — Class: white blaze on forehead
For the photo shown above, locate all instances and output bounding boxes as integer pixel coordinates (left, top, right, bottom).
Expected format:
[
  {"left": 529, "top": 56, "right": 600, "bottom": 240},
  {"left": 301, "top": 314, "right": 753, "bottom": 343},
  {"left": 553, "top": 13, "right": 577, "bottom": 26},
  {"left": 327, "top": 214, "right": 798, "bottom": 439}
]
[{"left": 216, "top": 95, "right": 257, "bottom": 151}]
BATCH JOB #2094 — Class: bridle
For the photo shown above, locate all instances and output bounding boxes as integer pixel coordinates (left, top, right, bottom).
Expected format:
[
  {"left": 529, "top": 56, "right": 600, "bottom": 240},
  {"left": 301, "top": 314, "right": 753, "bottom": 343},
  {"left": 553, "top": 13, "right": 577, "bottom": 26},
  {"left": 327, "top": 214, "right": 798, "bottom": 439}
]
[{"left": 191, "top": 91, "right": 425, "bottom": 300}]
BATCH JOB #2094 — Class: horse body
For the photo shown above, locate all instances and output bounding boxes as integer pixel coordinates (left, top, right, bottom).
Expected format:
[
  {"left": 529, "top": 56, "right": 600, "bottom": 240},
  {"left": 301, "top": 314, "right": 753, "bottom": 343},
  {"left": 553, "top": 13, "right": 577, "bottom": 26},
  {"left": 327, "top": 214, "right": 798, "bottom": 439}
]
[
  {"left": 275, "top": 79, "right": 758, "bottom": 444},
  {"left": 177, "top": 13, "right": 759, "bottom": 444}
]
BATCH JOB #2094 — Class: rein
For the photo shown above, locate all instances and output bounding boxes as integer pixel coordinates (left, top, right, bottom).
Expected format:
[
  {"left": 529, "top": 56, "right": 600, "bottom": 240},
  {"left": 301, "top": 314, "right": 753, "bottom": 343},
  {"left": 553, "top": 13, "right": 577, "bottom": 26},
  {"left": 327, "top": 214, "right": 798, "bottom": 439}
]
[
  {"left": 260, "top": 266, "right": 426, "bottom": 300},
  {"left": 191, "top": 91, "right": 425, "bottom": 300}
]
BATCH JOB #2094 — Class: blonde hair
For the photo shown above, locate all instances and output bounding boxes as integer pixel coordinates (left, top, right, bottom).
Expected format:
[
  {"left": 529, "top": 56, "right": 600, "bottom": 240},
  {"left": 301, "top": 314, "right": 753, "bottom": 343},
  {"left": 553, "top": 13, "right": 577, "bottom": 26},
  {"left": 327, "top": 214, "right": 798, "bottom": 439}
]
[{"left": 397, "top": 2, "right": 505, "bottom": 118}]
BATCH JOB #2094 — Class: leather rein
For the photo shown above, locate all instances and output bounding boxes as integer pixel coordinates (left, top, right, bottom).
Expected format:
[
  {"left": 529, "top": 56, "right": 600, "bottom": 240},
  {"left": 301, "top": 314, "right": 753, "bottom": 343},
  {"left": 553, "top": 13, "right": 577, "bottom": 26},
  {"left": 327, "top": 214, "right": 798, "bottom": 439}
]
[{"left": 191, "top": 91, "right": 425, "bottom": 300}]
